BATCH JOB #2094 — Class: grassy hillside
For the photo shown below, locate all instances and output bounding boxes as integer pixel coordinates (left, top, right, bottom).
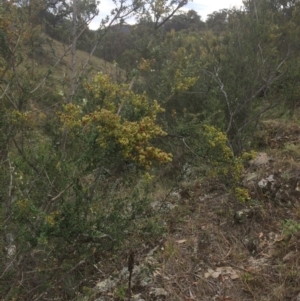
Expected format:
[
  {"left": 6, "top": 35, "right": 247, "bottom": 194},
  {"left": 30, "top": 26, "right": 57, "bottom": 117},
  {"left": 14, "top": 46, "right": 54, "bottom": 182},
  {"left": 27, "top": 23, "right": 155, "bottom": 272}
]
[
  {"left": 51, "top": 37, "right": 123, "bottom": 78},
  {"left": 26, "top": 34, "right": 125, "bottom": 88}
]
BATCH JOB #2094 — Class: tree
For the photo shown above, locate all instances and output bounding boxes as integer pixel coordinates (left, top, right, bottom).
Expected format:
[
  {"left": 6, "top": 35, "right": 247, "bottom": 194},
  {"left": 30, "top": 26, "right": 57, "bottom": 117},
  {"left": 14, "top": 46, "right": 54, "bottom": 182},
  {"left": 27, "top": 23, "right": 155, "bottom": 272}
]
[
  {"left": 163, "top": 9, "right": 205, "bottom": 32},
  {"left": 206, "top": 9, "right": 229, "bottom": 33},
  {"left": 134, "top": 0, "right": 300, "bottom": 155}
]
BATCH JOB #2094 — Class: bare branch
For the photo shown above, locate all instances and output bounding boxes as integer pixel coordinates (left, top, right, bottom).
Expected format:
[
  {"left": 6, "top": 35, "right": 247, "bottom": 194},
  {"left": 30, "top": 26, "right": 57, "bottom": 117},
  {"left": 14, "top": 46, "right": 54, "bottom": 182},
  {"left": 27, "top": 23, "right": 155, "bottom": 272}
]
[
  {"left": 7, "top": 156, "right": 13, "bottom": 199},
  {"left": 50, "top": 183, "right": 73, "bottom": 202},
  {"left": 117, "top": 76, "right": 136, "bottom": 115},
  {"left": 0, "top": 253, "right": 18, "bottom": 280},
  {"left": 204, "top": 46, "right": 290, "bottom": 141},
  {"left": 156, "top": 0, "right": 188, "bottom": 30},
  {"left": 12, "top": 138, "right": 39, "bottom": 173},
  {"left": 74, "top": 4, "right": 137, "bottom": 92},
  {"left": 30, "top": 17, "right": 95, "bottom": 94},
  {"left": 182, "top": 138, "right": 199, "bottom": 157}
]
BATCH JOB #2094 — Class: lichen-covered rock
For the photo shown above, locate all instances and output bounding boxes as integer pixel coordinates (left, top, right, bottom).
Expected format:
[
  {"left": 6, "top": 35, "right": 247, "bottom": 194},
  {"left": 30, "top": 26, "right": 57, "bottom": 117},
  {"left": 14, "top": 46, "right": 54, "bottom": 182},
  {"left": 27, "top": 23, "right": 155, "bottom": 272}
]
[
  {"left": 149, "top": 287, "right": 168, "bottom": 300},
  {"left": 95, "top": 278, "right": 116, "bottom": 292}
]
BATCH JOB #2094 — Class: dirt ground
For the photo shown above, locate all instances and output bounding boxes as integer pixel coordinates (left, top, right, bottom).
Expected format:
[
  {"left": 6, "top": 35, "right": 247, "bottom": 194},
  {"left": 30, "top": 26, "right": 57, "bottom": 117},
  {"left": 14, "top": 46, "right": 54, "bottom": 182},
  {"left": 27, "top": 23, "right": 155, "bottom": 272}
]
[{"left": 91, "top": 119, "right": 300, "bottom": 301}]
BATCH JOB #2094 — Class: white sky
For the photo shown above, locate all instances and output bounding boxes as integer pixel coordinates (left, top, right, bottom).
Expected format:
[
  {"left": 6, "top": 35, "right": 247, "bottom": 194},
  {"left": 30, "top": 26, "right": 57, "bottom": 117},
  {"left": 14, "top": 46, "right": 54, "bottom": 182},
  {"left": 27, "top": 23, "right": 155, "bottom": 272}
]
[{"left": 89, "top": 0, "right": 245, "bottom": 30}]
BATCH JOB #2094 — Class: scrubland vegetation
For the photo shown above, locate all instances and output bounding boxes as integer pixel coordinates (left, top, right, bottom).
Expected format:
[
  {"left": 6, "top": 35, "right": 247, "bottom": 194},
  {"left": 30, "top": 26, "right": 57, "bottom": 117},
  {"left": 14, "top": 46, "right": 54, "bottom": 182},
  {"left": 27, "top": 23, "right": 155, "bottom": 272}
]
[{"left": 1, "top": 0, "right": 300, "bottom": 300}]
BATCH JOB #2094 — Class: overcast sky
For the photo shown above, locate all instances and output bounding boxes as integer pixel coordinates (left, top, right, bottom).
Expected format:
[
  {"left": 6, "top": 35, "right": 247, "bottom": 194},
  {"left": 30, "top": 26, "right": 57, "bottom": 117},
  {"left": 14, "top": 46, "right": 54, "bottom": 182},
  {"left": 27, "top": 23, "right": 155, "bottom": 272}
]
[{"left": 89, "top": 0, "right": 245, "bottom": 30}]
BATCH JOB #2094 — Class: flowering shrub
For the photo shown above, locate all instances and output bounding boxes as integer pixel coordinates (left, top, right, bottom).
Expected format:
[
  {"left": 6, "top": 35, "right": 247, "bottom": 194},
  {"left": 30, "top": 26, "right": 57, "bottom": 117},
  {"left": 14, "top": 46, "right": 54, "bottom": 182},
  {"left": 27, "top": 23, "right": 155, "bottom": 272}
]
[
  {"left": 59, "top": 73, "right": 172, "bottom": 168},
  {"left": 192, "top": 125, "right": 254, "bottom": 201}
]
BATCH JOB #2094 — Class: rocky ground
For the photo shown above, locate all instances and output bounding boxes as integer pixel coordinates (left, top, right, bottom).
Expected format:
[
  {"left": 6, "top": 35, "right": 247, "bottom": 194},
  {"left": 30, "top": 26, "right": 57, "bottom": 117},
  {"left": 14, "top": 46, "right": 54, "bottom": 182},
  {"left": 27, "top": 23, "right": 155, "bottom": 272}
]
[{"left": 79, "top": 119, "right": 300, "bottom": 301}]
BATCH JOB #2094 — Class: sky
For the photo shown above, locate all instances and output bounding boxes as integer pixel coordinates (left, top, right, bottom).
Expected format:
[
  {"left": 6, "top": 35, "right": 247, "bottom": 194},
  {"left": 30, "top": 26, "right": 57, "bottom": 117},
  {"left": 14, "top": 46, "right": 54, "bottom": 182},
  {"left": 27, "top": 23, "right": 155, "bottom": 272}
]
[{"left": 89, "top": 0, "right": 245, "bottom": 30}]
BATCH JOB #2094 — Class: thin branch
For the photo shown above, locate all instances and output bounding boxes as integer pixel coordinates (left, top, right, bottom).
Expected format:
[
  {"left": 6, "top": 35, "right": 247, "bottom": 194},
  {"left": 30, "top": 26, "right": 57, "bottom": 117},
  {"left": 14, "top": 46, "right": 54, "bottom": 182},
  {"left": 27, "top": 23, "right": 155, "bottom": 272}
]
[
  {"left": 12, "top": 138, "right": 39, "bottom": 173},
  {"left": 50, "top": 183, "right": 73, "bottom": 202},
  {"left": 204, "top": 46, "right": 290, "bottom": 139},
  {"left": 204, "top": 69, "right": 233, "bottom": 133},
  {"left": 8, "top": 156, "right": 13, "bottom": 198},
  {"left": 0, "top": 84, "right": 18, "bottom": 109},
  {"left": 155, "top": 0, "right": 188, "bottom": 30},
  {"left": 30, "top": 18, "right": 94, "bottom": 94},
  {"left": 235, "top": 101, "right": 279, "bottom": 137},
  {"left": 39, "top": 182, "right": 73, "bottom": 217},
  {"left": 74, "top": 4, "right": 136, "bottom": 91},
  {"left": 0, "top": 253, "right": 18, "bottom": 280},
  {"left": 117, "top": 76, "right": 136, "bottom": 115},
  {"left": 182, "top": 138, "right": 199, "bottom": 157}
]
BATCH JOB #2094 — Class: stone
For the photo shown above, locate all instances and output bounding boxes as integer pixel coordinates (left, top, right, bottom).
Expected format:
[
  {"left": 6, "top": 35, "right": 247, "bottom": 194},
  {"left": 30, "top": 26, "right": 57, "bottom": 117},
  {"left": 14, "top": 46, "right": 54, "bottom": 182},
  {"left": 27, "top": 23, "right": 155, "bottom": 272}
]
[
  {"left": 249, "top": 152, "right": 270, "bottom": 167},
  {"left": 132, "top": 294, "right": 146, "bottom": 301},
  {"left": 95, "top": 278, "right": 116, "bottom": 292},
  {"left": 150, "top": 287, "right": 168, "bottom": 298}
]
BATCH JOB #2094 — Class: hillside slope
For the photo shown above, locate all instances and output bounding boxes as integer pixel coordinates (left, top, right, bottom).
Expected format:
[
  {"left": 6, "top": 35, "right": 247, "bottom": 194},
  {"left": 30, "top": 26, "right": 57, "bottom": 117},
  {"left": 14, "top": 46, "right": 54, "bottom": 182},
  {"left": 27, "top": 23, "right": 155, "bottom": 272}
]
[
  {"left": 80, "top": 117, "right": 300, "bottom": 301},
  {"left": 27, "top": 34, "right": 125, "bottom": 86}
]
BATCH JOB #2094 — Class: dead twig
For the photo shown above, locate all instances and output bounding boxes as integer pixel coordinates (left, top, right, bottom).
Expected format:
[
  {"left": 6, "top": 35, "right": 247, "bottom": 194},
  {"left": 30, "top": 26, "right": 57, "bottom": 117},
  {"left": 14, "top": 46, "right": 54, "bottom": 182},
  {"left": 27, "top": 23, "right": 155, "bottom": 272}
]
[{"left": 128, "top": 250, "right": 134, "bottom": 301}]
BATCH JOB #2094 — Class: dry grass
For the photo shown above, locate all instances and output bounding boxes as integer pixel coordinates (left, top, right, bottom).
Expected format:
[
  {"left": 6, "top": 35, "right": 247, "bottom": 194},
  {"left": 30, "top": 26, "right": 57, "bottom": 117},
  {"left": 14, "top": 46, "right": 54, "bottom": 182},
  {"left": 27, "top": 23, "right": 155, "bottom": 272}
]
[
  {"left": 41, "top": 36, "right": 125, "bottom": 82},
  {"left": 256, "top": 118, "right": 300, "bottom": 153},
  {"left": 63, "top": 116, "right": 300, "bottom": 301},
  {"left": 142, "top": 178, "right": 300, "bottom": 300},
  {"left": 15, "top": 33, "right": 125, "bottom": 98}
]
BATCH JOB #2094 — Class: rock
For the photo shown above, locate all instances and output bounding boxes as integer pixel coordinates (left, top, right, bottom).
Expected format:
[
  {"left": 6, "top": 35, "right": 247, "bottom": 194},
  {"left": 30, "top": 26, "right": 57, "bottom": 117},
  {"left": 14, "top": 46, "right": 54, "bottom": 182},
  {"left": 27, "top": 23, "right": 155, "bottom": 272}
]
[
  {"left": 182, "top": 163, "right": 193, "bottom": 180},
  {"left": 95, "top": 278, "right": 116, "bottom": 292},
  {"left": 6, "top": 245, "right": 16, "bottom": 258},
  {"left": 204, "top": 266, "right": 239, "bottom": 280},
  {"left": 151, "top": 201, "right": 177, "bottom": 212},
  {"left": 5, "top": 232, "right": 16, "bottom": 259},
  {"left": 296, "top": 181, "right": 300, "bottom": 192},
  {"left": 258, "top": 174, "right": 275, "bottom": 189},
  {"left": 132, "top": 294, "right": 146, "bottom": 301},
  {"left": 149, "top": 287, "right": 168, "bottom": 299},
  {"left": 249, "top": 152, "right": 271, "bottom": 167},
  {"left": 119, "top": 264, "right": 152, "bottom": 287},
  {"left": 170, "top": 191, "right": 180, "bottom": 200},
  {"left": 283, "top": 251, "right": 298, "bottom": 263},
  {"left": 234, "top": 208, "right": 254, "bottom": 223},
  {"left": 243, "top": 238, "right": 259, "bottom": 253}
]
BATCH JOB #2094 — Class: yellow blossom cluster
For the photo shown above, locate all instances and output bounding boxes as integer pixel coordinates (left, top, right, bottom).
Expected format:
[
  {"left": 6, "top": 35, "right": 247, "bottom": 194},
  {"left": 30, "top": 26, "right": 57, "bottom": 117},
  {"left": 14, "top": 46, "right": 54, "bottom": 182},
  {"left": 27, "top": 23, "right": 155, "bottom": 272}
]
[
  {"left": 10, "top": 109, "right": 46, "bottom": 128},
  {"left": 173, "top": 69, "right": 198, "bottom": 93},
  {"left": 16, "top": 199, "right": 31, "bottom": 213},
  {"left": 168, "top": 47, "right": 198, "bottom": 92},
  {"left": 201, "top": 125, "right": 251, "bottom": 200},
  {"left": 45, "top": 211, "right": 60, "bottom": 227},
  {"left": 139, "top": 58, "right": 156, "bottom": 72},
  {"left": 58, "top": 104, "right": 82, "bottom": 129},
  {"left": 202, "top": 125, "right": 234, "bottom": 162},
  {"left": 59, "top": 73, "right": 172, "bottom": 167}
]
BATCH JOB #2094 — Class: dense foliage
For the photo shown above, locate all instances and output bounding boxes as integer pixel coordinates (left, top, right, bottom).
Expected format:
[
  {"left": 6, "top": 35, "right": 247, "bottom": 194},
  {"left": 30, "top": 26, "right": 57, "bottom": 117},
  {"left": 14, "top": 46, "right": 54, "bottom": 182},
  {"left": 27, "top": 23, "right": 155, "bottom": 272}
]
[{"left": 1, "top": 0, "right": 300, "bottom": 299}]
